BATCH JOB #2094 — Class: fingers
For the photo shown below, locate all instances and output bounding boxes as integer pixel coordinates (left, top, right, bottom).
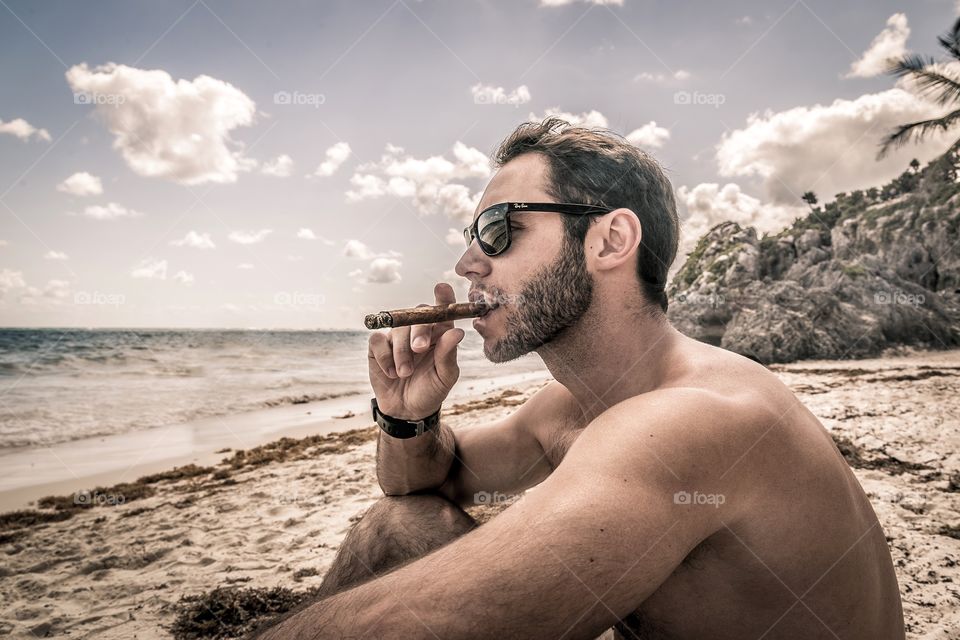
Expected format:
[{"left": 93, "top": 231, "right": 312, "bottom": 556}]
[
  {"left": 411, "top": 282, "right": 458, "bottom": 353},
  {"left": 368, "top": 331, "right": 397, "bottom": 379},
  {"left": 391, "top": 325, "right": 415, "bottom": 377},
  {"left": 433, "top": 327, "right": 465, "bottom": 388}
]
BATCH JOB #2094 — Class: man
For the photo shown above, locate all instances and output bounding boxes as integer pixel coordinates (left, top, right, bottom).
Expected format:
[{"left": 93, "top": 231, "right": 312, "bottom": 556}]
[{"left": 255, "top": 118, "right": 905, "bottom": 639}]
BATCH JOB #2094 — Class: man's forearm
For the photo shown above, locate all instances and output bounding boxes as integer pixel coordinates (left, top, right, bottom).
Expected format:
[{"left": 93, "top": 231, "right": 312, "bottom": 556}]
[{"left": 375, "top": 419, "right": 456, "bottom": 495}]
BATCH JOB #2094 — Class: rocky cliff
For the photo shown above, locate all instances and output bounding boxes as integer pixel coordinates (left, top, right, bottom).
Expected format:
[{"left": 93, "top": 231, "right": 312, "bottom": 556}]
[{"left": 668, "top": 145, "right": 960, "bottom": 364}]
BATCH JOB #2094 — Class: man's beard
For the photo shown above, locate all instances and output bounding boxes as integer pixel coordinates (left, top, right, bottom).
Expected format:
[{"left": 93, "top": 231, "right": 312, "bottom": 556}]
[{"left": 484, "top": 234, "right": 594, "bottom": 363}]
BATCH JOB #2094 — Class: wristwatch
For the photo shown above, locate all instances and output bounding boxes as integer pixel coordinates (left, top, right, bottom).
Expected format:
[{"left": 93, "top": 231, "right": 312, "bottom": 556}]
[{"left": 371, "top": 397, "right": 441, "bottom": 439}]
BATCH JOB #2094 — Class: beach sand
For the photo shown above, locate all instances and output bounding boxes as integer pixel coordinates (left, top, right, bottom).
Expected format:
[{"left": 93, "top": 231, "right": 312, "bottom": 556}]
[{"left": 0, "top": 350, "right": 957, "bottom": 638}]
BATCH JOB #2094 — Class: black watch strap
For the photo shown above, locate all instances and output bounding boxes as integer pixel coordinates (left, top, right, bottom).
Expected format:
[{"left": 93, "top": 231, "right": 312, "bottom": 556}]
[{"left": 371, "top": 398, "right": 441, "bottom": 439}]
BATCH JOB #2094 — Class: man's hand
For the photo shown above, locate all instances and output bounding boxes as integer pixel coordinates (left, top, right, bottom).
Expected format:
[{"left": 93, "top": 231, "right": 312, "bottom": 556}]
[{"left": 367, "top": 282, "right": 465, "bottom": 420}]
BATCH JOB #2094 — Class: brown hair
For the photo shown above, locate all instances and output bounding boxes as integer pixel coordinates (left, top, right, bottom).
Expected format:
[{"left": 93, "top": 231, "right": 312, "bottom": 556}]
[{"left": 493, "top": 117, "right": 679, "bottom": 313}]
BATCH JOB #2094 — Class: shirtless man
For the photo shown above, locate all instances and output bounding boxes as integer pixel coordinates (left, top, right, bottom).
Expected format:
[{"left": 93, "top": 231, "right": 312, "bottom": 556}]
[{"left": 255, "top": 118, "right": 905, "bottom": 639}]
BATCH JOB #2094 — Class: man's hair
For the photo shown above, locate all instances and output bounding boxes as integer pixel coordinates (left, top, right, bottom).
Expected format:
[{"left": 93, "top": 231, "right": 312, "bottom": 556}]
[{"left": 492, "top": 117, "right": 679, "bottom": 313}]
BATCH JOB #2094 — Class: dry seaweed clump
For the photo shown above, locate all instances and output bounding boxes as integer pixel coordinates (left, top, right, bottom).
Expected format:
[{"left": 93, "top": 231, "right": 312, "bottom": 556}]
[{"left": 169, "top": 585, "right": 320, "bottom": 639}]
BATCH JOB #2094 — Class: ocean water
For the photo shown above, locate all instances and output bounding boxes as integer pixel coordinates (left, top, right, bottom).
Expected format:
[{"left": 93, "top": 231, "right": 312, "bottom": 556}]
[{"left": 0, "top": 328, "right": 545, "bottom": 450}]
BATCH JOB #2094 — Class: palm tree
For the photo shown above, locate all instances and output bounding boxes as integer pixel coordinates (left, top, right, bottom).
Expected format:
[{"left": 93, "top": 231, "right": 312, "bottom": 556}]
[{"left": 877, "top": 17, "right": 960, "bottom": 159}]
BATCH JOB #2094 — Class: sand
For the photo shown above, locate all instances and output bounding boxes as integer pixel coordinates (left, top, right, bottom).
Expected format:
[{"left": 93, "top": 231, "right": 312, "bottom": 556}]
[{"left": 0, "top": 350, "right": 957, "bottom": 638}]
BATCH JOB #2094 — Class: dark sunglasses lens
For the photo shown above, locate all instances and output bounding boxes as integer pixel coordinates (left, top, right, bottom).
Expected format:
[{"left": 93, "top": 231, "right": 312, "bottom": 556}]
[{"left": 476, "top": 206, "right": 508, "bottom": 255}]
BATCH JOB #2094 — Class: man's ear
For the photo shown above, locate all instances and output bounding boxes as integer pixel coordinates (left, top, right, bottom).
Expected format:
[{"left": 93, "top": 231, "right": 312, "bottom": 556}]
[{"left": 591, "top": 208, "right": 642, "bottom": 271}]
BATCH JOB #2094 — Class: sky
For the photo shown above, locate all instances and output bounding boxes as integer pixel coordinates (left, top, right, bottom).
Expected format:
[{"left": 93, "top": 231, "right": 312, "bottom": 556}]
[{"left": 0, "top": 0, "right": 957, "bottom": 329}]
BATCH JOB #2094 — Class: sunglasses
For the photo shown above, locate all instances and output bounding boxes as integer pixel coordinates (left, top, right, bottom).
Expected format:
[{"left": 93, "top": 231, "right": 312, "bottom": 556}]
[{"left": 463, "top": 202, "right": 614, "bottom": 256}]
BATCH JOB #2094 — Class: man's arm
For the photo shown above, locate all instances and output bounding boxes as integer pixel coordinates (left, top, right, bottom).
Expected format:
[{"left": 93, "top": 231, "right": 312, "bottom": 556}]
[{"left": 260, "top": 388, "right": 743, "bottom": 640}]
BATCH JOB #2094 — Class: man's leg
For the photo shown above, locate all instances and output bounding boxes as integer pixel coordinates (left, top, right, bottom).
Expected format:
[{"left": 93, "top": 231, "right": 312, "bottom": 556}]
[{"left": 314, "top": 491, "right": 478, "bottom": 597}]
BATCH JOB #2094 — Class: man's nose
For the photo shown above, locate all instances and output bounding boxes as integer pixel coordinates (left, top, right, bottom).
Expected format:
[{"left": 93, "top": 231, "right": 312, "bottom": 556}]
[{"left": 454, "top": 241, "right": 491, "bottom": 279}]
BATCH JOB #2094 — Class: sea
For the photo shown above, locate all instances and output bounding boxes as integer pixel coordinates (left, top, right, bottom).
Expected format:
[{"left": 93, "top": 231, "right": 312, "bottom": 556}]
[{"left": 0, "top": 328, "right": 546, "bottom": 450}]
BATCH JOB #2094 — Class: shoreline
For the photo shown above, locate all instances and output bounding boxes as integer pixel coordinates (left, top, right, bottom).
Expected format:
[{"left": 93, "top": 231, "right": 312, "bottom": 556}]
[{"left": 0, "top": 368, "right": 552, "bottom": 512}]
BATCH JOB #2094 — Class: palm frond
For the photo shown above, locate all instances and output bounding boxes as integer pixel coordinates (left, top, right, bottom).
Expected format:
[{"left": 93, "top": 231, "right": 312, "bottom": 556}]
[
  {"left": 876, "top": 108, "right": 960, "bottom": 160},
  {"left": 886, "top": 54, "right": 960, "bottom": 107},
  {"left": 937, "top": 17, "right": 960, "bottom": 61}
]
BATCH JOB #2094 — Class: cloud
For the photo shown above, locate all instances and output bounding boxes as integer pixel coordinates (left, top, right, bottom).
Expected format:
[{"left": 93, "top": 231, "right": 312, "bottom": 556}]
[
  {"left": 173, "top": 270, "right": 194, "bottom": 285},
  {"left": 237, "top": 263, "right": 254, "bottom": 270},
  {"left": 342, "top": 239, "right": 401, "bottom": 260},
  {"left": 261, "top": 154, "right": 293, "bottom": 177},
  {"left": 65, "top": 62, "right": 257, "bottom": 184},
  {"left": 846, "top": 13, "right": 910, "bottom": 79},
  {"left": 715, "top": 88, "right": 952, "bottom": 205},
  {"left": 0, "top": 117, "right": 50, "bottom": 142},
  {"left": 57, "top": 172, "right": 103, "bottom": 196},
  {"left": 632, "top": 70, "right": 690, "bottom": 83},
  {"left": 77, "top": 202, "right": 144, "bottom": 220},
  {"left": 626, "top": 121, "right": 670, "bottom": 149},
  {"left": 0, "top": 269, "right": 26, "bottom": 296},
  {"left": 312, "top": 142, "right": 352, "bottom": 177},
  {"left": 228, "top": 229, "right": 272, "bottom": 244},
  {"left": 44, "top": 250, "right": 69, "bottom": 260},
  {"left": 346, "top": 142, "right": 490, "bottom": 222},
  {"left": 446, "top": 227, "right": 465, "bottom": 246},
  {"left": 528, "top": 107, "right": 609, "bottom": 128},
  {"left": 171, "top": 230, "right": 216, "bottom": 249},
  {"left": 131, "top": 258, "right": 168, "bottom": 280},
  {"left": 471, "top": 83, "right": 532, "bottom": 106},
  {"left": 539, "top": 0, "right": 623, "bottom": 6},
  {"left": 297, "top": 228, "right": 335, "bottom": 245},
  {"left": 676, "top": 182, "right": 803, "bottom": 251},
  {"left": 0, "top": 271, "right": 70, "bottom": 304},
  {"left": 365, "top": 257, "right": 402, "bottom": 284}
]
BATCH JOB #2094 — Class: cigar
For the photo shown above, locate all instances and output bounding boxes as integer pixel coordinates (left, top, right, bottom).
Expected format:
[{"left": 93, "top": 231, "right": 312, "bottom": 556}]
[{"left": 365, "top": 301, "right": 494, "bottom": 330}]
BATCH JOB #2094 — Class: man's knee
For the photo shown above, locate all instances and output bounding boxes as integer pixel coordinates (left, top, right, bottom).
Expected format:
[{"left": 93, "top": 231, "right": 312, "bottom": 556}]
[{"left": 353, "top": 492, "right": 477, "bottom": 544}]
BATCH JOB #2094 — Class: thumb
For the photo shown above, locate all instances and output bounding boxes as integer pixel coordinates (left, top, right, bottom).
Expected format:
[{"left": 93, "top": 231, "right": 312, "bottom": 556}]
[{"left": 434, "top": 327, "right": 465, "bottom": 388}]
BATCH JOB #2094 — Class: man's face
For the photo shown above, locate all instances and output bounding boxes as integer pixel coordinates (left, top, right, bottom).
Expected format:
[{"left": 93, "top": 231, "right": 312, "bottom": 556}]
[{"left": 454, "top": 153, "right": 594, "bottom": 362}]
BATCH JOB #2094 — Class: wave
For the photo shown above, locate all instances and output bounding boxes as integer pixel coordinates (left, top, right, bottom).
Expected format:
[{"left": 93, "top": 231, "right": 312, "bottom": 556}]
[{"left": 259, "top": 390, "right": 365, "bottom": 408}]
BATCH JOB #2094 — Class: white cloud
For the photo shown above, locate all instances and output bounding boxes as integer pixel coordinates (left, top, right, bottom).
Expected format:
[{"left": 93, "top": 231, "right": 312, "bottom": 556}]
[
  {"left": 674, "top": 182, "right": 805, "bottom": 265},
  {"left": 296, "top": 228, "right": 335, "bottom": 245},
  {"left": 365, "top": 257, "right": 402, "bottom": 284},
  {"left": 346, "top": 142, "right": 489, "bottom": 222},
  {"left": 77, "top": 202, "right": 144, "bottom": 220},
  {"left": 44, "top": 250, "right": 69, "bottom": 260},
  {"left": 446, "top": 227, "right": 465, "bottom": 246},
  {"left": 846, "top": 13, "right": 910, "bottom": 79},
  {"left": 131, "top": 258, "right": 168, "bottom": 280},
  {"left": 0, "top": 268, "right": 26, "bottom": 296},
  {"left": 171, "top": 230, "right": 216, "bottom": 249},
  {"left": 312, "top": 142, "right": 352, "bottom": 177},
  {"left": 0, "top": 117, "right": 50, "bottom": 142},
  {"left": 0, "top": 270, "right": 71, "bottom": 305},
  {"left": 65, "top": 63, "right": 257, "bottom": 184},
  {"left": 626, "top": 121, "right": 671, "bottom": 149},
  {"left": 56, "top": 171, "right": 103, "bottom": 196},
  {"left": 539, "top": 0, "right": 623, "bottom": 6},
  {"left": 228, "top": 229, "right": 273, "bottom": 244},
  {"left": 342, "top": 239, "right": 401, "bottom": 260},
  {"left": 237, "top": 263, "right": 254, "bottom": 270},
  {"left": 528, "top": 107, "right": 609, "bottom": 128},
  {"left": 261, "top": 154, "right": 293, "bottom": 177},
  {"left": 735, "top": 16, "right": 753, "bottom": 26},
  {"left": 470, "top": 83, "right": 532, "bottom": 106},
  {"left": 173, "top": 270, "right": 194, "bottom": 285},
  {"left": 632, "top": 70, "right": 690, "bottom": 83},
  {"left": 715, "top": 88, "right": 953, "bottom": 205}
]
